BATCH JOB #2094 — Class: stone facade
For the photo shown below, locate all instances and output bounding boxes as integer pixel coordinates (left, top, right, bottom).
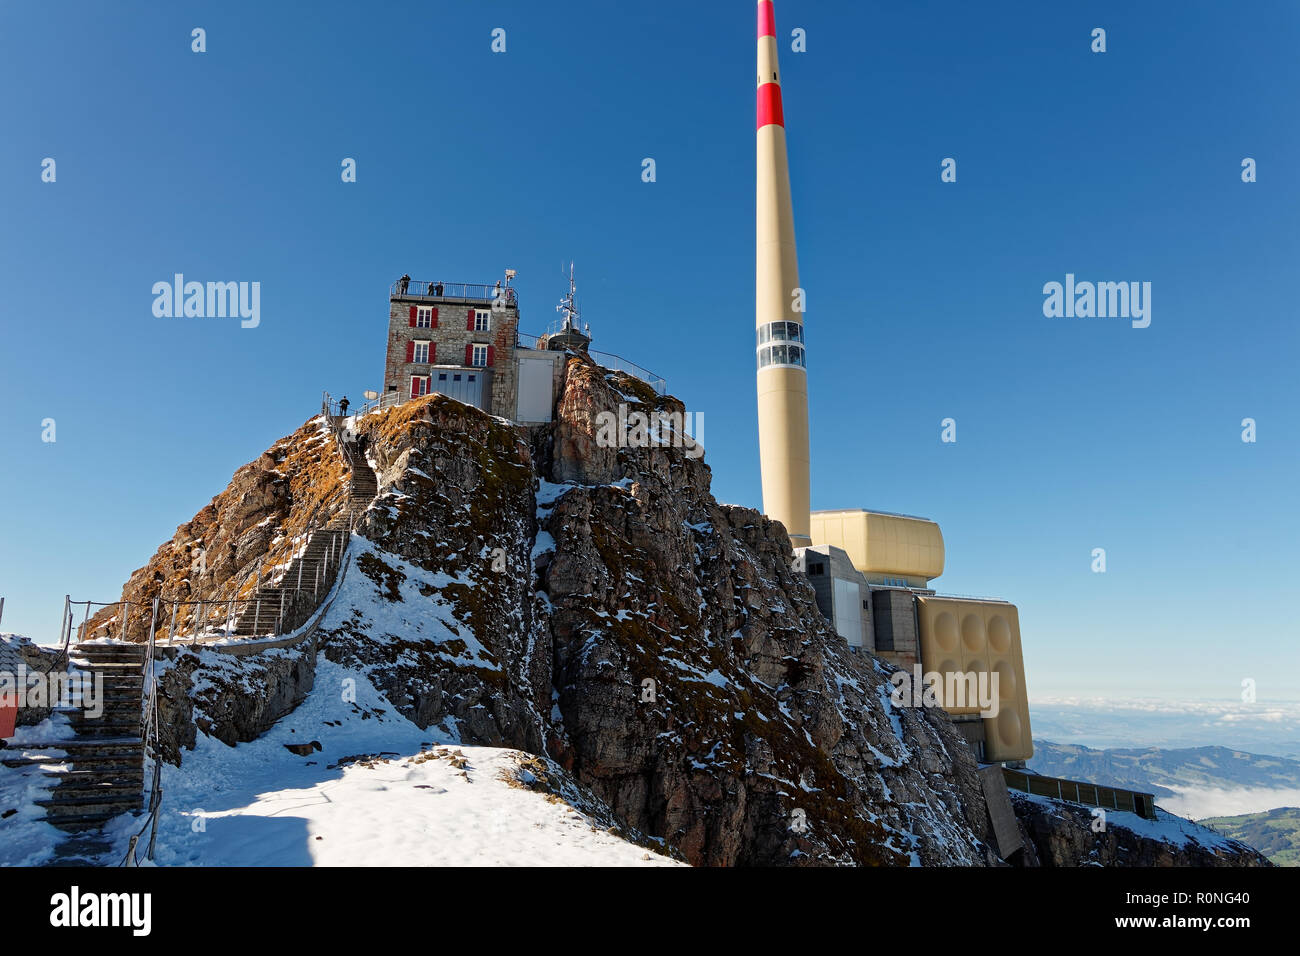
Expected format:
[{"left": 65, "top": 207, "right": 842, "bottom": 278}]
[{"left": 384, "top": 293, "right": 520, "bottom": 419}]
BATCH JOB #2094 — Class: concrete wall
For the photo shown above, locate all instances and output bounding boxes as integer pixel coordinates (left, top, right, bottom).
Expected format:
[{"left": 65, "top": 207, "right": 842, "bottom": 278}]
[
  {"left": 795, "top": 545, "right": 874, "bottom": 652},
  {"left": 871, "top": 588, "right": 919, "bottom": 669}
]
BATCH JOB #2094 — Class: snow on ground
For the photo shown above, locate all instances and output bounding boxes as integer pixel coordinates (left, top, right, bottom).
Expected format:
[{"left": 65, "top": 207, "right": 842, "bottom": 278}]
[
  {"left": 87, "top": 659, "right": 681, "bottom": 867},
  {"left": 0, "top": 715, "right": 78, "bottom": 867},
  {"left": 1016, "top": 790, "right": 1243, "bottom": 853}
]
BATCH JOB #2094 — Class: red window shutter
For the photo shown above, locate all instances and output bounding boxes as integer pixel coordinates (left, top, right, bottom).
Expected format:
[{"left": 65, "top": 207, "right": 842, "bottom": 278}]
[
  {"left": 409, "top": 306, "right": 417, "bottom": 327},
  {"left": 410, "top": 377, "right": 418, "bottom": 399},
  {"left": 486, "top": 345, "right": 494, "bottom": 367},
  {"left": 468, "top": 309, "right": 477, "bottom": 330},
  {"left": 429, "top": 342, "right": 436, "bottom": 364},
  {"left": 430, "top": 307, "right": 438, "bottom": 328},
  {"left": 465, "top": 343, "right": 473, "bottom": 365},
  {"left": 406, "top": 341, "right": 414, "bottom": 362}
]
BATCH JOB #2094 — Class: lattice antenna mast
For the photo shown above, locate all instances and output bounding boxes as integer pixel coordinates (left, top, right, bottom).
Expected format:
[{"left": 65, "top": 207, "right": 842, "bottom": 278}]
[{"left": 556, "top": 261, "right": 581, "bottom": 333}]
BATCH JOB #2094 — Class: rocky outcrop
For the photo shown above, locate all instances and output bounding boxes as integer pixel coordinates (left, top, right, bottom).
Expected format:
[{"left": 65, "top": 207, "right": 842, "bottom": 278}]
[
  {"left": 306, "top": 357, "right": 996, "bottom": 866},
  {"left": 320, "top": 397, "right": 551, "bottom": 755},
  {"left": 85, "top": 419, "right": 349, "bottom": 644},
  {"left": 152, "top": 638, "right": 319, "bottom": 764},
  {"left": 118, "top": 353, "right": 1270, "bottom": 867},
  {"left": 0, "top": 636, "right": 63, "bottom": 727},
  {"left": 536, "top": 360, "right": 993, "bottom": 865},
  {"left": 1011, "top": 791, "right": 1271, "bottom": 867}
]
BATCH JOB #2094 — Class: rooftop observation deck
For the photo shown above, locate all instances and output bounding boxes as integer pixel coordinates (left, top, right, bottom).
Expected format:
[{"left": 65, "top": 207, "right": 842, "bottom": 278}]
[{"left": 390, "top": 278, "right": 518, "bottom": 307}]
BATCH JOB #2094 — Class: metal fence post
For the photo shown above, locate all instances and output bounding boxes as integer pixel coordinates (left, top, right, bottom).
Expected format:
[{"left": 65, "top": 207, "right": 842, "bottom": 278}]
[{"left": 167, "top": 601, "right": 178, "bottom": 646}]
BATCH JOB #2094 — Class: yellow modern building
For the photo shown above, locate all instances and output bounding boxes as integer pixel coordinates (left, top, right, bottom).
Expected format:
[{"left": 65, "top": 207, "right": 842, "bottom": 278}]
[
  {"left": 810, "top": 509, "right": 945, "bottom": 588},
  {"left": 801, "top": 509, "right": 1034, "bottom": 763},
  {"left": 914, "top": 597, "right": 1034, "bottom": 763}
]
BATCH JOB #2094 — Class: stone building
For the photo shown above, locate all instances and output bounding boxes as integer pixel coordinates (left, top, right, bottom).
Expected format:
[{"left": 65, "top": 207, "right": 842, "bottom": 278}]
[
  {"left": 383, "top": 277, "right": 529, "bottom": 420},
  {"left": 381, "top": 273, "right": 662, "bottom": 427}
]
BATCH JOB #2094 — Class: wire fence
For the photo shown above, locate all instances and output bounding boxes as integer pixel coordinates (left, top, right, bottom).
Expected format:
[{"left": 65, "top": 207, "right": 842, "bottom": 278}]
[{"left": 515, "top": 333, "right": 667, "bottom": 396}]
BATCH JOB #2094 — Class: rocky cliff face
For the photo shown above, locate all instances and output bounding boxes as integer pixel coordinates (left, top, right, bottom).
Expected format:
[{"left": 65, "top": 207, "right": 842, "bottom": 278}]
[
  {"left": 98, "top": 354, "right": 1265, "bottom": 867},
  {"left": 86, "top": 420, "right": 348, "bottom": 643},
  {"left": 310, "top": 356, "right": 995, "bottom": 866},
  {"left": 1011, "top": 792, "right": 1271, "bottom": 867}
]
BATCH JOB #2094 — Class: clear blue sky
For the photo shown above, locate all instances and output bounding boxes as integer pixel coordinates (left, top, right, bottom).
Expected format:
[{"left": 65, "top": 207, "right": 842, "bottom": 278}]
[{"left": 1, "top": 1, "right": 1296, "bottom": 700}]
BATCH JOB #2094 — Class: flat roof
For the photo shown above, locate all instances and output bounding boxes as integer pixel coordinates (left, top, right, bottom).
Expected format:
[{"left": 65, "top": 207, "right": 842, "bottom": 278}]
[{"left": 812, "top": 508, "right": 935, "bottom": 523}]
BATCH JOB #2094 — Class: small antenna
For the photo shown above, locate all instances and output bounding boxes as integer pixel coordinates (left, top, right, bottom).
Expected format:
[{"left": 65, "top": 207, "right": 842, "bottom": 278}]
[{"left": 556, "top": 261, "right": 580, "bottom": 332}]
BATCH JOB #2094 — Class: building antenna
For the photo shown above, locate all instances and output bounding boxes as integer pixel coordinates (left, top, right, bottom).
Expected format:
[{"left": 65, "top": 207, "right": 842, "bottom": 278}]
[{"left": 556, "top": 260, "right": 580, "bottom": 333}]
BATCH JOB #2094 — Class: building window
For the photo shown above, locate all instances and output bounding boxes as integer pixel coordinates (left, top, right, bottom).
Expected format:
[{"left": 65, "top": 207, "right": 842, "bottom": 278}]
[
  {"left": 412, "top": 341, "right": 430, "bottom": 364},
  {"left": 756, "top": 321, "right": 804, "bottom": 346},
  {"left": 471, "top": 345, "right": 488, "bottom": 367},
  {"left": 410, "top": 375, "right": 429, "bottom": 398},
  {"left": 416, "top": 307, "right": 434, "bottom": 328},
  {"left": 474, "top": 309, "right": 491, "bottom": 332},
  {"left": 756, "top": 341, "right": 806, "bottom": 370},
  {"left": 438, "top": 373, "right": 448, "bottom": 381}
]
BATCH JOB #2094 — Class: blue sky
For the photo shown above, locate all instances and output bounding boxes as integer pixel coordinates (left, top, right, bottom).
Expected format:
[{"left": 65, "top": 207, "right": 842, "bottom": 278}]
[{"left": 1, "top": 1, "right": 1296, "bottom": 702}]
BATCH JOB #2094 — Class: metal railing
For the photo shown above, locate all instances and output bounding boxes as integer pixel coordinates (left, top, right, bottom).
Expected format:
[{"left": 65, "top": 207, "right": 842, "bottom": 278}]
[
  {"left": 931, "top": 593, "right": 1014, "bottom": 605},
  {"left": 390, "top": 278, "right": 517, "bottom": 306},
  {"left": 1003, "top": 768, "right": 1157, "bottom": 820},
  {"left": 590, "top": 349, "right": 667, "bottom": 395},
  {"left": 123, "top": 597, "right": 163, "bottom": 865},
  {"left": 325, "top": 388, "right": 403, "bottom": 421},
  {"left": 515, "top": 333, "right": 667, "bottom": 396}
]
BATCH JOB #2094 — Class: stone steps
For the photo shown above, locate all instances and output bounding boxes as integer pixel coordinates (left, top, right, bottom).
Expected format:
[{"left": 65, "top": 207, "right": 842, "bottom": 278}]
[
  {"left": 231, "top": 448, "right": 376, "bottom": 637},
  {"left": 13, "top": 643, "right": 149, "bottom": 837}
]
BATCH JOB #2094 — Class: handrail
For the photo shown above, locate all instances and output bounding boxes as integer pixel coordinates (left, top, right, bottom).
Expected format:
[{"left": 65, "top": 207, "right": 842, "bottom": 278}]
[
  {"left": 515, "top": 334, "right": 667, "bottom": 396},
  {"left": 123, "top": 598, "right": 162, "bottom": 865},
  {"left": 1002, "top": 767, "right": 1157, "bottom": 820},
  {"left": 390, "top": 278, "right": 517, "bottom": 305}
]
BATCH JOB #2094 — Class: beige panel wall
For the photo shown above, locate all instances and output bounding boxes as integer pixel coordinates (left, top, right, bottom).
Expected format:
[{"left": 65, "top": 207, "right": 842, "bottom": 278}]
[{"left": 915, "top": 596, "right": 1033, "bottom": 762}]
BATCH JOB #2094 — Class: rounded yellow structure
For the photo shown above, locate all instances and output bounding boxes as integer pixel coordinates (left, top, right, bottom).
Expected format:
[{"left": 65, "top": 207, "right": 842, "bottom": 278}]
[
  {"left": 810, "top": 509, "right": 945, "bottom": 586},
  {"left": 755, "top": 0, "right": 811, "bottom": 548},
  {"left": 915, "top": 596, "right": 1033, "bottom": 762}
]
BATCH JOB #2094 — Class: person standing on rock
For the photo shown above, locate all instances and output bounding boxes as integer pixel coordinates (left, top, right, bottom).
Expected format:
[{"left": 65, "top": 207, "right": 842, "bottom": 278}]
[{"left": 339, "top": 396, "right": 350, "bottom": 417}]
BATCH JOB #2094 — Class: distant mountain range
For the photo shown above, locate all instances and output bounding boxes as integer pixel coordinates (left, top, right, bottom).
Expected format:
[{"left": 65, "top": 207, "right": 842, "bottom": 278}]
[
  {"left": 1200, "top": 808, "right": 1300, "bottom": 866},
  {"left": 1029, "top": 740, "right": 1300, "bottom": 799}
]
